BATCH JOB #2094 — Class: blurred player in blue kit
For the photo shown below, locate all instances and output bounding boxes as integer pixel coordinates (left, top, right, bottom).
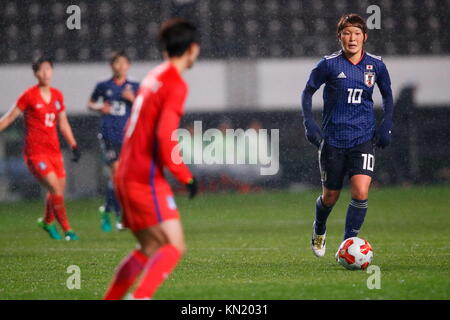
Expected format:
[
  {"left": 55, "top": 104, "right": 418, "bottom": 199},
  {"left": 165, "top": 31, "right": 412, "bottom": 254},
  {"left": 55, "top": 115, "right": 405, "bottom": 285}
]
[
  {"left": 301, "top": 14, "right": 394, "bottom": 258},
  {"left": 87, "top": 51, "right": 139, "bottom": 231}
]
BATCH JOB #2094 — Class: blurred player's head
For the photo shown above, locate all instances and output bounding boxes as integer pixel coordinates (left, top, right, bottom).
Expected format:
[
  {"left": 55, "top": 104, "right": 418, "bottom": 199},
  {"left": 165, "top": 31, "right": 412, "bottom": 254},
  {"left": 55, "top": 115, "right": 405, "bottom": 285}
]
[
  {"left": 32, "top": 57, "right": 53, "bottom": 86},
  {"left": 337, "top": 14, "right": 368, "bottom": 55},
  {"left": 110, "top": 51, "right": 130, "bottom": 80},
  {"left": 158, "top": 18, "right": 200, "bottom": 69}
]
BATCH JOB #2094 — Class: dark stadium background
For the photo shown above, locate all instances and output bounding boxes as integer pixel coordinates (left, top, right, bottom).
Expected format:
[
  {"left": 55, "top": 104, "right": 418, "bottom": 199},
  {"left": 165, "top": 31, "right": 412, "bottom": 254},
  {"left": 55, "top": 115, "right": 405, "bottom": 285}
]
[{"left": 0, "top": 0, "right": 449, "bottom": 200}]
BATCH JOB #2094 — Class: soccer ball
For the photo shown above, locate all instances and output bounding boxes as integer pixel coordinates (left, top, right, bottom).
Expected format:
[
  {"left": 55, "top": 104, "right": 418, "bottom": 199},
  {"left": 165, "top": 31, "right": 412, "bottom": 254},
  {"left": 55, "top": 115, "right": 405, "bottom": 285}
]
[{"left": 337, "top": 237, "right": 373, "bottom": 270}]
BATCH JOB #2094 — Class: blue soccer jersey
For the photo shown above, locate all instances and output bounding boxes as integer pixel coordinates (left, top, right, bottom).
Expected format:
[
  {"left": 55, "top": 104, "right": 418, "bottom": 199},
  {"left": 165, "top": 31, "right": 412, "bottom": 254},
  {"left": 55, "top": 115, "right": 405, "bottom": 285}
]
[
  {"left": 302, "top": 50, "right": 393, "bottom": 148},
  {"left": 91, "top": 78, "right": 140, "bottom": 144}
]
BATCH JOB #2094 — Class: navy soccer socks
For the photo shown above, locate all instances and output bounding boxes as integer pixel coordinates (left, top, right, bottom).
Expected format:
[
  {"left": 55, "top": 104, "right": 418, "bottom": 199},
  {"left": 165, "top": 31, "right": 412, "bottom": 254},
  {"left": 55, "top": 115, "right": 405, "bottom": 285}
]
[
  {"left": 314, "top": 196, "right": 333, "bottom": 235},
  {"left": 344, "top": 198, "right": 368, "bottom": 240},
  {"left": 105, "top": 180, "right": 121, "bottom": 217}
]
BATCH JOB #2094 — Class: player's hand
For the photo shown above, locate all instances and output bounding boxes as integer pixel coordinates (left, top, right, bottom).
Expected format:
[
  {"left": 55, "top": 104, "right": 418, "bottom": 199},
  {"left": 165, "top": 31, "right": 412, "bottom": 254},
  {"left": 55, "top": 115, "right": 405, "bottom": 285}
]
[
  {"left": 375, "top": 121, "right": 392, "bottom": 149},
  {"left": 71, "top": 146, "right": 81, "bottom": 162},
  {"left": 122, "top": 85, "right": 135, "bottom": 103},
  {"left": 185, "top": 177, "right": 198, "bottom": 199},
  {"left": 304, "top": 120, "right": 323, "bottom": 148},
  {"left": 101, "top": 103, "right": 111, "bottom": 115}
]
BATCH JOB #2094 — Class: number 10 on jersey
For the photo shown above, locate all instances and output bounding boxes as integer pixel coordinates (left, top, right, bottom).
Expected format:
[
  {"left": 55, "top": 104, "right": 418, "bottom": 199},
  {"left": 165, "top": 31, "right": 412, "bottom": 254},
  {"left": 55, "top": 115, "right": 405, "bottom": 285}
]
[{"left": 347, "top": 88, "right": 363, "bottom": 104}]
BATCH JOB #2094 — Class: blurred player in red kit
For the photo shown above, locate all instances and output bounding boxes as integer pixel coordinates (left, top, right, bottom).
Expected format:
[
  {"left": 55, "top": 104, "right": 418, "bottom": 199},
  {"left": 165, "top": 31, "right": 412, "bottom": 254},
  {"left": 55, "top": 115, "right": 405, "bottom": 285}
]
[
  {"left": 0, "top": 57, "right": 81, "bottom": 240},
  {"left": 103, "top": 18, "right": 200, "bottom": 300}
]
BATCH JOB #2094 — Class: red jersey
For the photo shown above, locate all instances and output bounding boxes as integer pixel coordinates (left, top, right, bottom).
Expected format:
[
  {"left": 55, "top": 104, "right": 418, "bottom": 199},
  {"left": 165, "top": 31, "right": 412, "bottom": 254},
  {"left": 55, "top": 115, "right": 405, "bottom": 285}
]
[
  {"left": 117, "top": 62, "right": 193, "bottom": 186},
  {"left": 16, "top": 85, "right": 65, "bottom": 157}
]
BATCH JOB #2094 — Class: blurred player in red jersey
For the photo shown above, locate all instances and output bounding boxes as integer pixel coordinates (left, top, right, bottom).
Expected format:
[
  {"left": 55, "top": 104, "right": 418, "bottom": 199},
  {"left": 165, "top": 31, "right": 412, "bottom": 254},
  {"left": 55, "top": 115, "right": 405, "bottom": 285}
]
[
  {"left": 0, "top": 57, "right": 81, "bottom": 241},
  {"left": 103, "top": 19, "right": 200, "bottom": 300}
]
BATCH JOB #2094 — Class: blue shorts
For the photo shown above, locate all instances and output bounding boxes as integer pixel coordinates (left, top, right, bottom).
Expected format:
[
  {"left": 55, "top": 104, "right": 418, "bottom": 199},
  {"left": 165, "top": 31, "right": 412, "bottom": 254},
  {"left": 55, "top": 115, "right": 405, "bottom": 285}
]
[{"left": 318, "top": 139, "right": 375, "bottom": 190}]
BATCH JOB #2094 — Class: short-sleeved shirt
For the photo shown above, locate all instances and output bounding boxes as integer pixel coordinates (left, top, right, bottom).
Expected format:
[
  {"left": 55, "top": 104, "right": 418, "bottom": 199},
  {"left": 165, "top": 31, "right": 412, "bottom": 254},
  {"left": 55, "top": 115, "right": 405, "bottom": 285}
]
[
  {"left": 90, "top": 78, "right": 139, "bottom": 144},
  {"left": 16, "top": 85, "right": 65, "bottom": 157}
]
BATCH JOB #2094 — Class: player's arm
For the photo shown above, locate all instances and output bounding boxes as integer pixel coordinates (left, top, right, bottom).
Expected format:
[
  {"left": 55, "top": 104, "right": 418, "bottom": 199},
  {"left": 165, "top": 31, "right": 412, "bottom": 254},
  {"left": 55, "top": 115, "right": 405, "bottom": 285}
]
[
  {"left": 87, "top": 83, "right": 111, "bottom": 115},
  {"left": 301, "top": 58, "right": 328, "bottom": 147},
  {"left": 87, "top": 99, "right": 111, "bottom": 114},
  {"left": 375, "top": 61, "right": 394, "bottom": 148},
  {"left": 57, "top": 111, "right": 81, "bottom": 162},
  {"left": 0, "top": 105, "right": 22, "bottom": 132},
  {"left": 156, "top": 84, "right": 194, "bottom": 186}
]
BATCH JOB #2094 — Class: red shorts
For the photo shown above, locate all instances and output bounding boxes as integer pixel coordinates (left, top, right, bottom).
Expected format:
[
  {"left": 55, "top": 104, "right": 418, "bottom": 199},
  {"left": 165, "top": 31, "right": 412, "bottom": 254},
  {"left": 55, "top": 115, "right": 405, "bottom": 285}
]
[
  {"left": 25, "top": 154, "right": 66, "bottom": 180},
  {"left": 114, "top": 177, "right": 180, "bottom": 232}
]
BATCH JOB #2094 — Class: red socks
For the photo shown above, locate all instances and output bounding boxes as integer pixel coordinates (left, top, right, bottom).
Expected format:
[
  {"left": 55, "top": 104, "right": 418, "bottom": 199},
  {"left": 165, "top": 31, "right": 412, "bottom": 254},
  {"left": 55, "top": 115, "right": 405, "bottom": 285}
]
[
  {"left": 104, "top": 250, "right": 149, "bottom": 300},
  {"left": 50, "top": 194, "right": 71, "bottom": 232},
  {"left": 103, "top": 245, "right": 181, "bottom": 300},
  {"left": 44, "top": 193, "right": 55, "bottom": 224},
  {"left": 133, "top": 244, "right": 181, "bottom": 299}
]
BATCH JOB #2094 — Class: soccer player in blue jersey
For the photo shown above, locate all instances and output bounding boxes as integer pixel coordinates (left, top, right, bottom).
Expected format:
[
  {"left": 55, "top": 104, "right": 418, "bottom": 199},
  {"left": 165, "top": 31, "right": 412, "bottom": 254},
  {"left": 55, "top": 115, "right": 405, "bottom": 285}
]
[
  {"left": 87, "top": 51, "right": 139, "bottom": 232},
  {"left": 301, "top": 14, "right": 393, "bottom": 258}
]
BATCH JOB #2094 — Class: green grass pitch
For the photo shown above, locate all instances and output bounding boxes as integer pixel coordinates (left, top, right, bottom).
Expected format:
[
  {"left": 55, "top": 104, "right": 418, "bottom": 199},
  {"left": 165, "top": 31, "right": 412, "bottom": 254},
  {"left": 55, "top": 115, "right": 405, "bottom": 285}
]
[{"left": 0, "top": 185, "right": 449, "bottom": 300}]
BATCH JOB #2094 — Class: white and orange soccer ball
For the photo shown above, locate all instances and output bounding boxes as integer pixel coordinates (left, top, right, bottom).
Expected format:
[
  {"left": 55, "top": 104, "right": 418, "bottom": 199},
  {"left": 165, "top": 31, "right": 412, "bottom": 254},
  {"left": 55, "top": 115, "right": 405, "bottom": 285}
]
[{"left": 337, "top": 237, "right": 373, "bottom": 270}]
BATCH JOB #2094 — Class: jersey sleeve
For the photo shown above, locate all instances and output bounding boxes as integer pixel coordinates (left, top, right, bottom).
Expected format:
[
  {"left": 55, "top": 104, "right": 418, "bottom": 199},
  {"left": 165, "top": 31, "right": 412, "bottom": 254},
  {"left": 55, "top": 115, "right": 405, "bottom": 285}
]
[
  {"left": 55, "top": 89, "right": 66, "bottom": 113},
  {"left": 305, "top": 58, "right": 328, "bottom": 92},
  {"left": 376, "top": 61, "right": 394, "bottom": 123},
  {"left": 90, "top": 83, "right": 103, "bottom": 102},
  {"left": 16, "top": 90, "right": 30, "bottom": 111},
  {"left": 155, "top": 82, "right": 193, "bottom": 184},
  {"left": 301, "top": 58, "right": 328, "bottom": 123}
]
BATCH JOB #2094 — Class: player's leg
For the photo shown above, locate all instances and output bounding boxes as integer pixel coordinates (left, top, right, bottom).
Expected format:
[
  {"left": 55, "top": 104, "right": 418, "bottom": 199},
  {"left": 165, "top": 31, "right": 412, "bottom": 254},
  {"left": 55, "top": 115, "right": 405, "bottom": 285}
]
[
  {"left": 131, "top": 219, "right": 185, "bottom": 299},
  {"left": 39, "top": 173, "right": 79, "bottom": 240},
  {"left": 103, "top": 224, "right": 162, "bottom": 300},
  {"left": 103, "top": 221, "right": 185, "bottom": 300},
  {"left": 316, "top": 187, "right": 341, "bottom": 233},
  {"left": 104, "top": 180, "right": 183, "bottom": 300},
  {"left": 344, "top": 174, "right": 371, "bottom": 240},
  {"left": 37, "top": 191, "right": 62, "bottom": 239},
  {"left": 56, "top": 176, "right": 79, "bottom": 240},
  {"left": 99, "top": 139, "right": 122, "bottom": 231},
  {"left": 311, "top": 142, "right": 345, "bottom": 257},
  {"left": 43, "top": 192, "right": 55, "bottom": 224},
  {"left": 109, "top": 160, "right": 124, "bottom": 230},
  {"left": 343, "top": 140, "right": 375, "bottom": 240},
  {"left": 24, "top": 156, "right": 61, "bottom": 240},
  {"left": 100, "top": 176, "right": 115, "bottom": 232}
]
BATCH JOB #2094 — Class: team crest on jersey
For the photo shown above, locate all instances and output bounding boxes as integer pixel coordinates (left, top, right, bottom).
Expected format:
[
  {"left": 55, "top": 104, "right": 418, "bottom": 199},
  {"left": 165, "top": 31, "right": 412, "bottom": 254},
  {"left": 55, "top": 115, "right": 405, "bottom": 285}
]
[
  {"left": 366, "top": 65, "right": 374, "bottom": 70},
  {"left": 38, "top": 161, "right": 47, "bottom": 171},
  {"left": 54, "top": 101, "right": 61, "bottom": 110},
  {"left": 364, "top": 72, "right": 376, "bottom": 87}
]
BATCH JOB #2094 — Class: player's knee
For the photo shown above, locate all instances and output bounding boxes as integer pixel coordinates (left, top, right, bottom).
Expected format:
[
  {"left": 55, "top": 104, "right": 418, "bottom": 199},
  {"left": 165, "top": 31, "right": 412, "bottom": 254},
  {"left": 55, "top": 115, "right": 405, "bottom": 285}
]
[
  {"left": 351, "top": 189, "right": 369, "bottom": 200},
  {"left": 47, "top": 185, "right": 63, "bottom": 195},
  {"left": 140, "top": 242, "right": 161, "bottom": 257},
  {"left": 322, "top": 192, "right": 340, "bottom": 207}
]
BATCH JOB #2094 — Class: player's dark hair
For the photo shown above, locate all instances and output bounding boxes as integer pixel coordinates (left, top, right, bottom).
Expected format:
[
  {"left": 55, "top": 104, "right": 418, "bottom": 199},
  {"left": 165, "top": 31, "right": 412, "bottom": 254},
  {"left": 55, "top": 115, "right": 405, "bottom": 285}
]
[
  {"left": 32, "top": 56, "right": 53, "bottom": 73},
  {"left": 158, "top": 18, "right": 199, "bottom": 57},
  {"left": 110, "top": 50, "right": 130, "bottom": 65},
  {"left": 337, "top": 13, "right": 368, "bottom": 37}
]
